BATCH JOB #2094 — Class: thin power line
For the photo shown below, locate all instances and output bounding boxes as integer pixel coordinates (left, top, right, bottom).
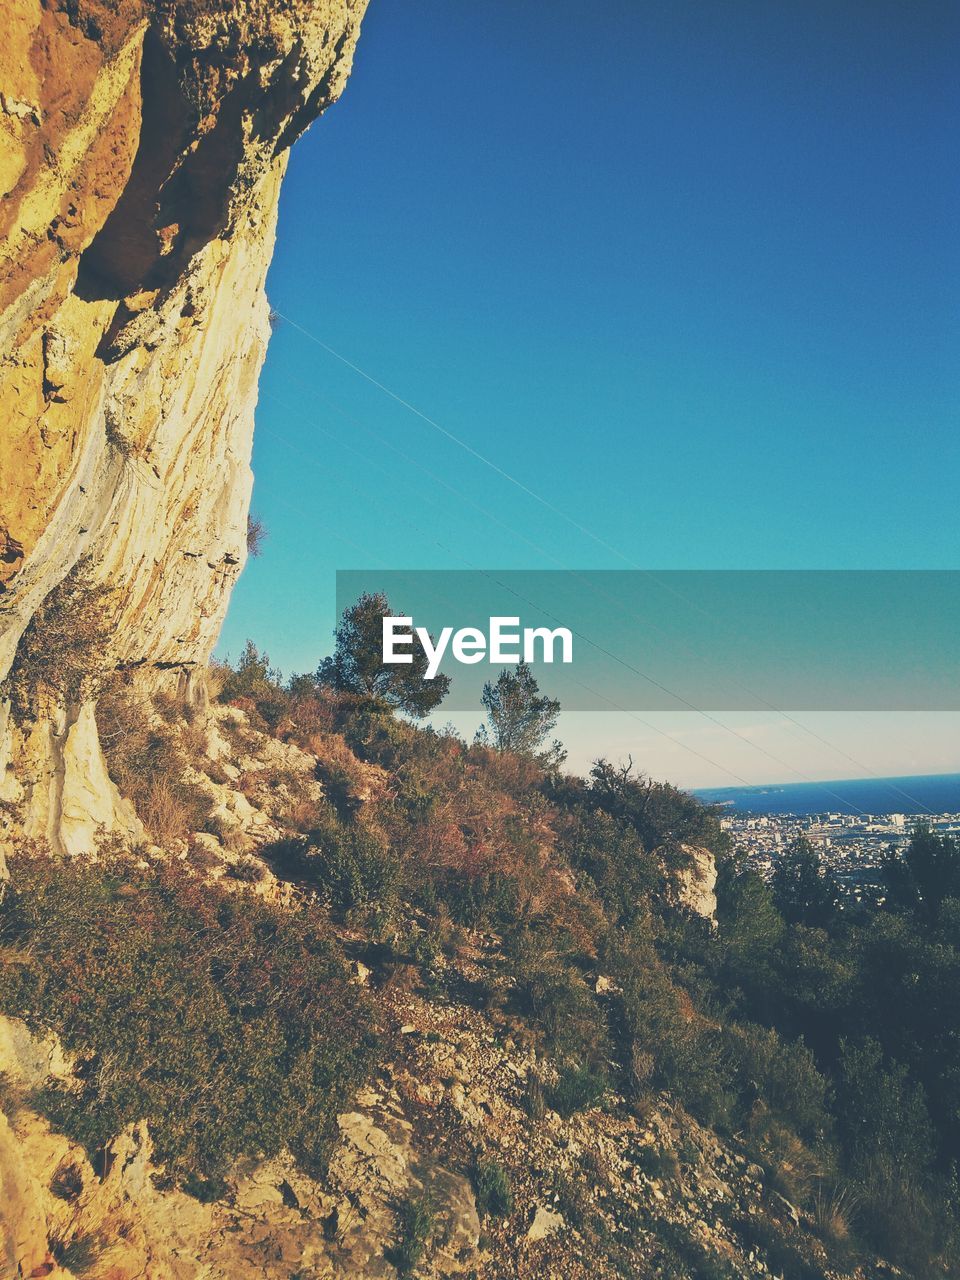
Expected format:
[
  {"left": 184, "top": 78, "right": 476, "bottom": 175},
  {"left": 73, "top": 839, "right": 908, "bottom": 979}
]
[
  {"left": 274, "top": 311, "right": 637, "bottom": 563},
  {"left": 269, "top": 314, "right": 943, "bottom": 815},
  {"left": 263, "top": 462, "right": 759, "bottom": 785},
  {"left": 261, "top": 385, "right": 879, "bottom": 811}
]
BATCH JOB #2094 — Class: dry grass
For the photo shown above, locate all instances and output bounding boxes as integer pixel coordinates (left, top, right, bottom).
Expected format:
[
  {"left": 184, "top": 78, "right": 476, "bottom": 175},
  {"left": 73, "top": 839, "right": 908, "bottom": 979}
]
[
  {"left": 50, "top": 1162, "right": 84, "bottom": 1202},
  {"left": 50, "top": 1229, "right": 106, "bottom": 1275},
  {"left": 749, "top": 1111, "right": 826, "bottom": 1209},
  {"left": 137, "top": 777, "right": 198, "bottom": 847},
  {"left": 186, "top": 839, "right": 223, "bottom": 872},
  {"left": 812, "top": 1182, "right": 857, "bottom": 1246},
  {"left": 205, "top": 661, "right": 230, "bottom": 702},
  {"left": 217, "top": 710, "right": 261, "bottom": 757},
  {"left": 226, "top": 857, "right": 267, "bottom": 884},
  {"left": 97, "top": 682, "right": 214, "bottom": 848},
  {"left": 283, "top": 793, "right": 325, "bottom": 833}
]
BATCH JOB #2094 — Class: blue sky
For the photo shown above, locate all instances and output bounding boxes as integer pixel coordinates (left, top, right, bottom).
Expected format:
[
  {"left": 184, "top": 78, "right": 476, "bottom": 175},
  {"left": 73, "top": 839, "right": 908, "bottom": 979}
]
[{"left": 219, "top": 0, "right": 959, "bottom": 785}]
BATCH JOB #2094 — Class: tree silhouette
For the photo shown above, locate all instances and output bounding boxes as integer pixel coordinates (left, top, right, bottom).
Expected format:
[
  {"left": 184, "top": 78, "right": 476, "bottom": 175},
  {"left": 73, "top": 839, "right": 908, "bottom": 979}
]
[
  {"left": 478, "top": 662, "right": 565, "bottom": 766},
  {"left": 771, "top": 835, "right": 840, "bottom": 927},
  {"left": 318, "top": 592, "right": 450, "bottom": 718}
]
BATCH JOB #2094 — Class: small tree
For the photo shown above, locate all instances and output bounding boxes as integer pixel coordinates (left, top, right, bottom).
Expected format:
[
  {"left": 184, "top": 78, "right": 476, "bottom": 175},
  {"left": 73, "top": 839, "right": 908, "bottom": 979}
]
[
  {"left": 246, "top": 514, "right": 267, "bottom": 558},
  {"left": 477, "top": 662, "right": 565, "bottom": 767},
  {"left": 771, "top": 835, "right": 840, "bottom": 927},
  {"left": 320, "top": 593, "right": 450, "bottom": 718},
  {"left": 884, "top": 823, "right": 960, "bottom": 919},
  {"left": 221, "top": 640, "right": 282, "bottom": 703}
]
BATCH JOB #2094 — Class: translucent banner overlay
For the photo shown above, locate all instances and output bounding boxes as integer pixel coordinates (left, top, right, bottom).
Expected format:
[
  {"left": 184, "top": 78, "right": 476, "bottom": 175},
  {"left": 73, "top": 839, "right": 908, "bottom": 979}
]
[{"left": 335, "top": 570, "right": 960, "bottom": 712}]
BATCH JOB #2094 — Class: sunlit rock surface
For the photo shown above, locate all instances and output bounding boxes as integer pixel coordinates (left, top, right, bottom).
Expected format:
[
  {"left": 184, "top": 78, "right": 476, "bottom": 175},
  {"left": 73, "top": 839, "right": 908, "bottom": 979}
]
[{"left": 0, "top": 0, "right": 368, "bottom": 851}]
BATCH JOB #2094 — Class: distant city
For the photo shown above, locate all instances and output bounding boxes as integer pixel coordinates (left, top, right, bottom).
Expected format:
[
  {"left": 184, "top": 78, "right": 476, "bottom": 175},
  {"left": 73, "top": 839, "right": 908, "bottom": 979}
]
[
  {"left": 719, "top": 808, "right": 960, "bottom": 902},
  {"left": 695, "top": 773, "right": 960, "bottom": 904}
]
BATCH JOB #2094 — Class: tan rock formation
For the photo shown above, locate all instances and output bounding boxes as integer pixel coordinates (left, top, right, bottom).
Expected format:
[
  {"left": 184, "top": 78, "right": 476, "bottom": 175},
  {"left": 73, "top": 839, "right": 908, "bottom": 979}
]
[
  {"left": 0, "top": 1013, "right": 481, "bottom": 1280},
  {"left": 0, "top": 0, "right": 368, "bottom": 852},
  {"left": 671, "top": 843, "right": 719, "bottom": 921},
  {"left": 0, "top": 1110, "right": 50, "bottom": 1279}
]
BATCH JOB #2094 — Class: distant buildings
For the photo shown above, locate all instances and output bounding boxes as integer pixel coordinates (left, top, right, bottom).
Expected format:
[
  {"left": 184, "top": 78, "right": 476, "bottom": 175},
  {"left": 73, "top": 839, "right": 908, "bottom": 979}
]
[{"left": 720, "top": 809, "right": 960, "bottom": 905}]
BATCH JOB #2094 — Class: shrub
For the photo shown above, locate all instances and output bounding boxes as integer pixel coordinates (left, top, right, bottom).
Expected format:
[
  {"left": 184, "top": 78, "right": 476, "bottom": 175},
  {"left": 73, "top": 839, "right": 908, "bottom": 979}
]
[
  {"left": 557, "top": 808, "right": 661, "bottom": 924},
  {"left": 138, "top": 775, "right": 213, "bottom": 847},
  {"left": 275, "top": 819, "right": 399, "bottom": 920},
  {"left": 512, "top": 963, "right": 608, "bottom": 1064},
  {"left": 473, "top": 1159, "right": 514, "bottom": 1217},
  {"left": 50, "top": 1231, "right": 103, "bottom": 1275},
  {"left": 0, "top": 853, "right": 374, "bottom": 1189},
  {"left": 584, "top": 759, "right": 726, "bottom": 855},
  {"left": 634, "top": 1144, "right": 680, "bottom": 1182},
  {"left": 850, "top": 1153, "right": 942, "bottom": 1273},
  {"left": 97, "top": 680, "right": 213, "bottom": 846},
  {"left": 836, "top": 1038, "right": 935, "bottom": 1178},
  {"left": 246, "top": 513, "right": 267, "bottom": 558},
  {"left": 3, "top": 564, "right": 115, "bottom": 718},
  {"left": 648, "top": 1216, "right": 742, "bottom": 1280},
  {"left": 225, "top": 857, "right": 267, "bottom": 883},
  {"left": 614, "top": 934, "right": 735, "bottom": 1128},
  {"left": 505, "top": 922, "right": 610, "bottom": 1063},
  {"left": 747, "top": 1112, "right": 825, "bottom": 1208},
  {"left": 389, "top": 1195, "right": 435, "bottom": 1277},
  {"left": 49, "top": 1162, "right": 84, "bottom": 1201},
  {"left": 734, "top": 1213, "right": 829, "bottom": 1280},
  {"left": 525, "top": 1072, "right": 546, "bottom": 1121},
  {"left": 219, "top": 640, "right": 289, "bottom": 726},
  {"left": 547, "top": 1065, "right": 606, "bottom": 1117},
  {"left": 812, "top": 1182, "right": 857, "bottom": 1248},
  {"left": 0, "top": 1069, "right": 24, "bottom": 1116},
  {"left": 732, "top": 1025, "right": 830, "bottom": 1145}
]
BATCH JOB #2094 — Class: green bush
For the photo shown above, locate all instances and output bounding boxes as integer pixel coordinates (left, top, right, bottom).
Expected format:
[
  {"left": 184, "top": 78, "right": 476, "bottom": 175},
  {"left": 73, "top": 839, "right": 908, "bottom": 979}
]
[
  {"left": 558, "top": 808, "right": 661, "bottom": 924},
  {"left": 510, "top": 948, "right": 609, "bottom": 1064},
  {"left": 732, "top": 1025, "right": 830, "bottom": 1145},
  {"left": 218, "top": 640, "right": 289, "bottom": 726},
  {"left": 473, "top": 1158, "right": 514, "bottom": 1217},
  {"left": 547, "top": 1065, "right": 606, "bottom": 1117},
  {"left": 0, "top": 853, "right": 374, "bottom": 1189},
  {"left": 389, "top": 1194, "right": 435, "bottom": 1277},
  {"left": 614, "top": 933, "right": 735, "bottom": 1128},
  {"left": 276, "top": 818, "right": 400, "bottom": 920}
]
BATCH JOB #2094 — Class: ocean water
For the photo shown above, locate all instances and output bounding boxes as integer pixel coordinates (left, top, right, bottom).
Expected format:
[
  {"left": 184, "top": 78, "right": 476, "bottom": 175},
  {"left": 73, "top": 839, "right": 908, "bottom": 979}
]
[{"left": 693, "top": 773, "right": 960, "bottom": 816}]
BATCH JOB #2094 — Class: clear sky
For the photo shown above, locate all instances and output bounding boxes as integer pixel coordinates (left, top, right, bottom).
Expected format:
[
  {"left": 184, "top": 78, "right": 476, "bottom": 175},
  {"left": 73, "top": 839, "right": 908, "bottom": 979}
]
[{"left": 218, "top": 0, "right": 959, "bottom": 787}]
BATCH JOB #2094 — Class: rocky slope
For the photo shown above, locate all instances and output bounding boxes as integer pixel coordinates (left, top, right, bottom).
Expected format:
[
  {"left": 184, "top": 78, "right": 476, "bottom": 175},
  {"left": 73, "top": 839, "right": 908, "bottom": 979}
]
[
  {"left": 0, "top": 0, "right": 367, "bottom": 855},
  {"left": 0, "top": 701, "right": 876, "bottom": 1279},
  {"left": 0, "top": 989, "right": 851, "bottom": 1280}
]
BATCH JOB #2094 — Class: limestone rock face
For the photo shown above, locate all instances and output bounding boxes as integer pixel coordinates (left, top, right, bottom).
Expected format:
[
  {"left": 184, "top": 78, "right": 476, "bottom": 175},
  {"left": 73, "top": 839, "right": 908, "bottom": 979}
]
[
  {"left": 0, "top": 1111, "right": 49, "bottom": 1279},
  {"left": 0, "top": 0, "right": 368, "bottom": 850},
  {"left": 672, "top": 844, "right": 719, "bottom": 921}
]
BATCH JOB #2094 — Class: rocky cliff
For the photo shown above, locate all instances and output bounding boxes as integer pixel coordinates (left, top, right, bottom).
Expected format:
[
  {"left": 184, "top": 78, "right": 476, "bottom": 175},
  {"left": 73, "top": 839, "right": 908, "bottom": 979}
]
[{"left": 0, "top": 0, "right": 367, "bottom": 856}]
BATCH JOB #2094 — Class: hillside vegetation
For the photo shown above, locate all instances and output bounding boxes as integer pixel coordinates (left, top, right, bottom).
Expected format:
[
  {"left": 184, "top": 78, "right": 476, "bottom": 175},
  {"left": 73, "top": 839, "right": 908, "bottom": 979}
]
[{"left": 1, "top": 621, "right": 958, "bottom": 1277}]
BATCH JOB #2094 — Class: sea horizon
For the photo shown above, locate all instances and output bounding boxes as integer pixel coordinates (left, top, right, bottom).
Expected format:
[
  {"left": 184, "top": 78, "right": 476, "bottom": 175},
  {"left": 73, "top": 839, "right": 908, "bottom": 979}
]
[{"left": 693, "top": 771, "right": 960, "bottom": 816}]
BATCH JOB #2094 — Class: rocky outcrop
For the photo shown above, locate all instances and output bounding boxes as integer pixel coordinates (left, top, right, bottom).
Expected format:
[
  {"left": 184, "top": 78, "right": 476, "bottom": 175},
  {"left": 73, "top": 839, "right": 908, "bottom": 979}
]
[
  {"left": 0, "top": 0, "right": 368, "bottom": 852},
  {"left": 671, "top": 844, "right": 719, "bottom": 921},
  {"left": 0, "top": 1013, "right": 481, "bottom": 1280},
  {"left": 0, "top": 955, "right": 855, "bottom": 1280}
]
